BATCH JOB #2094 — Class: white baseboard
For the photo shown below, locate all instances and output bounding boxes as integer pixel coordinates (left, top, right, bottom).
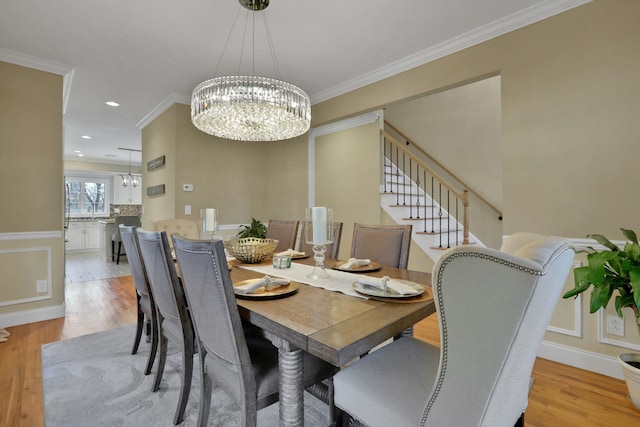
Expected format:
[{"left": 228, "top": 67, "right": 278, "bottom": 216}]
[
  {"left": 0, "top": 304, "right": 65, "bottom": 329},
  {"left": 538, "top": 339, "right": 624, "bottom": 380}
]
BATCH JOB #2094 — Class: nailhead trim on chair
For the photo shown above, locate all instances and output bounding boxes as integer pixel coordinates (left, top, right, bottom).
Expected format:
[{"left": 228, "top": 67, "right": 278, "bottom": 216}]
[{"left": 420, "top": 251, "right": 550, "bottom": 426}]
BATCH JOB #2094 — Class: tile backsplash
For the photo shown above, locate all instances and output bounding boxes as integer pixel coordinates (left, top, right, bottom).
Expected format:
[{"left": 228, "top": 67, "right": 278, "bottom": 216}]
[{"left": 110, "top": 204, "right": 142, "bottom": 217}]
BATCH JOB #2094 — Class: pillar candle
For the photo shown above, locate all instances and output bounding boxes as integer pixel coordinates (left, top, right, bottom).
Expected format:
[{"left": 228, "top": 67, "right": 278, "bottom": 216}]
[
  {"left": 202, "top": 208, "right": 218, "bottom": 232},
  {"left": 312, "top": 207, "right": 327, "bottom": 244}
]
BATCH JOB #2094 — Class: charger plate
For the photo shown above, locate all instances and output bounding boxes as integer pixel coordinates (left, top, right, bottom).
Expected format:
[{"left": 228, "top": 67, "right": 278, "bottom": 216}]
[
  {"left": 352, "top": 279, "right": 425, "bottom": 299},
  {"left": 233, "top": 279, "right": 299, "bottom": 299},
  {"left": 332, "top": 261, "right": 381, "bottom": 273}
]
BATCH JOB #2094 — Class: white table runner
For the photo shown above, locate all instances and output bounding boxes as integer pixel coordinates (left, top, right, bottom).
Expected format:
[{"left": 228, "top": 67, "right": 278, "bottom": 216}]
[{"left": 238, "top": 263, "right": 369, "bottom": 298}]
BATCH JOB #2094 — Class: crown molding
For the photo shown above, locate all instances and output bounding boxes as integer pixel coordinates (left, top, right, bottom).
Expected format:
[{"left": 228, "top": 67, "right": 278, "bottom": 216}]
[
  {"left": 0, "top": 48, "right": 72, "bottom": 76},
  {"left": 135, "top": 92, "right": 191, "bottom": 130},
  {"left": 311, "top": 111, "right": 381, "bottom": 138},
  {"left": 310, "top": 0, "right": 592, "bottom": 104}
]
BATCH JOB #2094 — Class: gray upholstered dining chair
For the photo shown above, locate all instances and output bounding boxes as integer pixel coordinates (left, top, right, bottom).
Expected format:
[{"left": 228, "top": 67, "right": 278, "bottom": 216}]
[
  {"left": 172, "top": 235, "right": 339, "bottom": 427},
  {"left": 299, "top": 221, "right": 343, "bottom": 260},
  {"left": 112, "top": 215, "right": 141, "bottom": 264},
  {"left": 137, "top": 229, "right": 195, "bottom": 425},
  {"left": 266, "top": 219, "right": 299, "bottom": 253},
  {"left": 350, "top": 223, "right": 412, "bottom": 268},
  {"left": 333, "top": 232, "right": 575, "bottom": 427},
  {"left": 119, "top": 225, "right": 158, "bottom": 376}
]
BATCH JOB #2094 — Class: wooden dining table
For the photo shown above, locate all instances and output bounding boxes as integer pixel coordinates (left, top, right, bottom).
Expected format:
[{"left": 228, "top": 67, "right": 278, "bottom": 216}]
[{"left": 228, "top": 256, "right": 435, "bottom": 427}]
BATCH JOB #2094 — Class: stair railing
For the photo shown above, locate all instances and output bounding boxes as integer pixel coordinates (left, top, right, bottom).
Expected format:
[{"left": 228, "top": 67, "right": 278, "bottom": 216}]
[
  {"left": 382, "top": 129, "right": 470, "bottom": 248},
  {"left": 384, "top": 120, "right": 503, "bottom": 220}
]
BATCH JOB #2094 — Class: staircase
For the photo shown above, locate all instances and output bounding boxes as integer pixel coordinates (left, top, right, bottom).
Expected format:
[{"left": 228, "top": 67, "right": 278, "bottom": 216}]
[{"left": 380, "top": 122, "right": 500, "bottom": 263}]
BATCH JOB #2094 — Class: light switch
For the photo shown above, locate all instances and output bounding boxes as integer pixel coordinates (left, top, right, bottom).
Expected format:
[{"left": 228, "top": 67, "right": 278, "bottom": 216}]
[
  {"left": 185, "top": 205, "right": 191, "bottom": 215},
  {"left": 183, "top": 184, "right": 193, "bottom": 192}
]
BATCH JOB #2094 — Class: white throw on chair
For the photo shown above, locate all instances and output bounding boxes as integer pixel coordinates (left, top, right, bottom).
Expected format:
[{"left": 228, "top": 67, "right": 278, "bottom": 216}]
[{"left": 333, "top": 232, "right": 574, "bottom": 427}]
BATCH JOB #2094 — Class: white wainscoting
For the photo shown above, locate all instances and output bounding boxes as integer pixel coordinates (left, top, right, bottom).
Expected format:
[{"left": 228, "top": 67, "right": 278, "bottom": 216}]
[{"left": 0, "top": 230, "right": 63, "bottom": 328}]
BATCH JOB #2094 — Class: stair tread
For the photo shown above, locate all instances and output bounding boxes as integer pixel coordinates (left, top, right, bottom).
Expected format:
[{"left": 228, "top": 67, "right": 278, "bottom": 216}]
[
  {"left": 416, "top": 229, "right": 462, "bottom": 235},
  {"left": 401, "top": 217, "right": 449, "bottom": 221}
]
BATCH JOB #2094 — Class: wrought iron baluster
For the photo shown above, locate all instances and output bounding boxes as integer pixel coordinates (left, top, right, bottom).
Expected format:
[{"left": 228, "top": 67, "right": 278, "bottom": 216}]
[
  {"left": 446, "top": 190, "right": 451, "bottom": 248},
  {"left": 455, "top": 198, "right": 459, "bottom": 246},
  {"left": 415, "top": 163, "right": 421, "bottom": 219},
  {"left": 430, "top": 176, "right": 434, "bottom": 233},
  {"left": 408, "top": 158, "right": 413, "bottom": 217},
  {"left": 402, "top": 153, "right": 406, "bottom": 205},
  {"left": 395, "top": 146, "right": 399, "bottom": 205},
  {"left": 438, "top": 183, "right": 443, "bottom": 248},
  {"left": 383, "top": 136, "right": 388, "bottom": 193}
]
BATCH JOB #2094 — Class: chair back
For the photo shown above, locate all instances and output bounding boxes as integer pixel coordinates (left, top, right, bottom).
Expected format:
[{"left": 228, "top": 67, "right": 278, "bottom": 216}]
[
  {"left": 137, "top": 230, "right": 188, "bottom": 332},
  {"left": 350, "top": 223, "right": 412, "bottom": 268},
  {"left": 172, "top": 235, "right": 257, "bottom": 406},
  {"left": 424, "top": 233, "right": 574, "bottom": 426},
  {"left": 299, "top": 222, "right": 343, "bottom": 259},
  {"left": 119, "top": 225, "right": 152, "bottom": 301},
  {"left": 266, "top": 220, "right": 299, "bottom": 253},
  {"left": 152, "top": 218, "right": 199, "bottom": 248},
  {"left": 113, "top": 215, "right": 141, "bottom": 240}
]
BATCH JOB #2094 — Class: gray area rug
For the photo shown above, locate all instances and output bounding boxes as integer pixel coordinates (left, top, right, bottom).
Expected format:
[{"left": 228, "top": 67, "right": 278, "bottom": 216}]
[{"left": 42, "top": 325, "right": 330, "bottom": 426}]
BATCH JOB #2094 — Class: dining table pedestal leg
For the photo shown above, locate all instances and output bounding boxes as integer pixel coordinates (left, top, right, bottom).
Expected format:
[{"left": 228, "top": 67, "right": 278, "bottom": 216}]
[{"left": 266, "top": 333, "right": 305, "bottom": 427}]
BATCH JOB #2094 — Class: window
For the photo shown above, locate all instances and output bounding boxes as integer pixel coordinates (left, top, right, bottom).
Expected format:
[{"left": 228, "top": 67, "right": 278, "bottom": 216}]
[{"left": 65, "top": 176, "right": 110, "bottom": 217}]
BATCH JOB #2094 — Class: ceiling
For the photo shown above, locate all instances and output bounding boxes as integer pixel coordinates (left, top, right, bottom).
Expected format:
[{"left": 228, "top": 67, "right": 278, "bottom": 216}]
[{"left": 0, "top": 0, "right": 588, "bottom": 167}]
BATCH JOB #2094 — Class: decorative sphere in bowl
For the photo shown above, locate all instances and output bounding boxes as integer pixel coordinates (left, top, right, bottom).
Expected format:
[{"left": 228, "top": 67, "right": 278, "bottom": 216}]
[{"left": 224, "top": 237, "right": 279, "bottom": 264}]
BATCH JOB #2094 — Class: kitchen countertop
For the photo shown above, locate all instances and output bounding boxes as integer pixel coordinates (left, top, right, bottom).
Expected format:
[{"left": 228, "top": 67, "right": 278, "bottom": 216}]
[{"left": 69, "top": 217, "right": 111, "bottom": 222}]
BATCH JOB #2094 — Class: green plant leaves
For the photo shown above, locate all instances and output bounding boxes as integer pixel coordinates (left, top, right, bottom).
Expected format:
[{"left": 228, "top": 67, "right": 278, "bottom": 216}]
[
  {"left": 237, "top": 217, "right": 267, "bottom": 239},
  {"left": 563, "top": 229, "right": 640, "bottom": 319},
  {"left": 587, "top": 233, "right": 619, "bottom": 251},
  {"left": 622, "top": 228, "right": 639, "bottom": 244}
]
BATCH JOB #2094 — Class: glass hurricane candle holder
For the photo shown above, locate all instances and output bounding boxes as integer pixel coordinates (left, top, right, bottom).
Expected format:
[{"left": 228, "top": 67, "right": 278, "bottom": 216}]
[
  {"left": 305, "top": 207, "right": 333, "bottom": 280},
  {"left": 200, "top": 208, "right": 218, "bottom": 240}
]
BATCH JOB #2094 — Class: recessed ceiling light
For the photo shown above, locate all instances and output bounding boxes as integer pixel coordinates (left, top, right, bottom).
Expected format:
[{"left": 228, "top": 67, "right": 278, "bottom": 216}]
[
  {"left": 105, "top": 101, "right": 120, "bottom": 107},
  {"left": 74, "top": 150, "right": 81, "bottom": 153},
  {"left": 78, "top": 153, "right": 84, "bottom": 157},
  {"left": 81, "top": 135, "right": 92, "bottom": 139}
]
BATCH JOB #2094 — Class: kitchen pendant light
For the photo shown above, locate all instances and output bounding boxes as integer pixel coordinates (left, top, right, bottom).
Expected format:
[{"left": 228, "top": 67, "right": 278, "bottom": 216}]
[
  {"left": 190, "top": 0, "right": 311, "bottom": 142},
  {"left": 119, "top": 148, "right": 140, "bottom": 188}
]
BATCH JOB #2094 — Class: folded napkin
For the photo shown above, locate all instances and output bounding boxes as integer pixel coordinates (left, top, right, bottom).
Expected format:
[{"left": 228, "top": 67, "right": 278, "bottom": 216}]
[
  {"left": 276, "top": 248, "right": 305, "bottom": 257},
  {"left": 357, "top": 276, "right": 419, "bottom": 295},
  {"left": 340, "top": 258, "right": 371, "bottom": 269},
  {"left": 235, "top": 275, "right": 291, "bottom": 294}
]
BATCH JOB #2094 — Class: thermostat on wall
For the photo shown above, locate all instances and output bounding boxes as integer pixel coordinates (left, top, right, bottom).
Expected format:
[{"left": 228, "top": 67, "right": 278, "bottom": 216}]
[{"left": 182, "top": 184, "right": 193, "bottom": 192}]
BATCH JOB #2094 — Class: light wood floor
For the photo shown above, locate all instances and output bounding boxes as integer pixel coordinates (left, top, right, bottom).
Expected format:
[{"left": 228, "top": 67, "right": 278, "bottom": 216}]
[{"left": 2, "top": 276, "right": 639, "bottom": 427}]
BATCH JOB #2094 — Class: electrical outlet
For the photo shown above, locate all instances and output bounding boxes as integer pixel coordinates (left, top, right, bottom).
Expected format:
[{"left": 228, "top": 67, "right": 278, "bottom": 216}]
[
  {"left": 606, "top": 315, "right": 625, "bottom": 337},
  {"left": 36, "top": 279, "right": 48, "bottom": 293}
]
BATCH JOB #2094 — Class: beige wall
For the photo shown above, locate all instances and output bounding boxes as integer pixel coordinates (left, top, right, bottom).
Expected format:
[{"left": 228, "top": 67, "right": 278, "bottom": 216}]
[
  {"left": 312, "top": 0, "right": 640, "bottom": 365},
  {"left": 64, "top": 159, "right": 142, "bottom": 175},
  {"left": 142, "top": 103, "right": 308, "bottom": 234},
  {"left": 141, "top": 104, "right": 178, "bottom": 230},
  {"left": 314, "top": 0, "right": 640, "bottom": 239},
  {"left": 0, "top": 61, "right": 65, "bottom": 322},
  {"left": 314, "top": 122, "right": 381, "bottom": 260}
]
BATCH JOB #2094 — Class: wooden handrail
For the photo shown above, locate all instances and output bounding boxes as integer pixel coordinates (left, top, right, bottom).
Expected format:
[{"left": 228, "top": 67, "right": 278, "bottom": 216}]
[{"left": 384, "top": 121, "right": 503, "bottom": 220}]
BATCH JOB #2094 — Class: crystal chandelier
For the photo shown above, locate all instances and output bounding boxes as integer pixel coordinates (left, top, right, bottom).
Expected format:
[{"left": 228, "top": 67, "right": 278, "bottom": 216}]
[
  {"left": 119, "top": 148, "right": 140, "bottom": 188},
  {"left": 191, "top": 0, "right": 311, "bottom": 142}
]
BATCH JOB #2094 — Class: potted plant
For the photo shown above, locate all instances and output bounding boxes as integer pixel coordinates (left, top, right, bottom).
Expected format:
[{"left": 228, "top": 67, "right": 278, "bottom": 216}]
[
  {"left": 563, "top": 228, "right": 640, "bottom": 409},
  {"left": 237, "top": 217, "right": 267, "bottom": 239},
  {"left": 224, "top": 218, "right": 277, "bottom": 264}
]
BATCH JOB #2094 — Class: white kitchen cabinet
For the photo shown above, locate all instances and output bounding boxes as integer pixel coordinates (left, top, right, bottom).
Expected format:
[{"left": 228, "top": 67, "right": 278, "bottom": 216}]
[
  {"left": 65, "top": 221, "right": 102, "bottom": 251},
  {"left": 65, "top": 222, "right": 85, "bottom": 251},
  {"left": 85, "top": 221, "right": 102, "bottom": 250},
  {"left": 114, "top": 175, "right": 142, "bottom": 204}
]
